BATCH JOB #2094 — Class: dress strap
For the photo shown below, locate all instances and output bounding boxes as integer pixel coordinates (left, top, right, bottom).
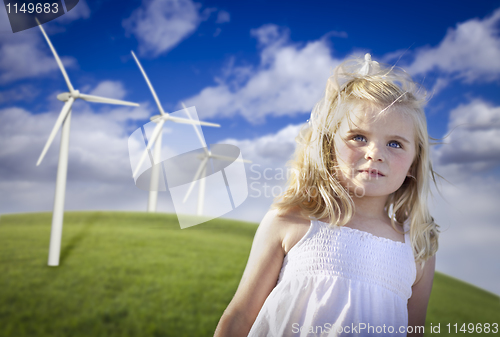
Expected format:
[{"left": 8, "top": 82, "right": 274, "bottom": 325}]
[{"left": 284, "top": 218, "right": 317, "bottom": 257}]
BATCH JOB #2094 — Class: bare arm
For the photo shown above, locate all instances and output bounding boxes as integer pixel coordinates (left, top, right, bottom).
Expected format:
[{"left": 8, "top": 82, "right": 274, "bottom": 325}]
[
  {"left": 407, "top": 255, "right": 436, "bottom": 337},
  {"left": 213, "top": 210, "right": 288, "bottom": 337}
]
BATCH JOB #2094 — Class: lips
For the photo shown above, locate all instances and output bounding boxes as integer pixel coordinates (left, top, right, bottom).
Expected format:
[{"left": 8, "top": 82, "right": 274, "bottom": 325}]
[{"left": 358, "top": 168, "right": 385, "bottom": 177}]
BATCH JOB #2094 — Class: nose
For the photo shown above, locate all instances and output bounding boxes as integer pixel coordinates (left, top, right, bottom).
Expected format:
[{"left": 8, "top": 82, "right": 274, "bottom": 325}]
[{"left": 365, "top": 143, "right": 384, "bottom": 162}]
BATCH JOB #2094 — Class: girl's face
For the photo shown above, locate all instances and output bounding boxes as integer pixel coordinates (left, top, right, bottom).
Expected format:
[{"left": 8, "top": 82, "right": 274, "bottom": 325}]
[{"left": 333, "top": 104, "right": 416, "bottom": 199}]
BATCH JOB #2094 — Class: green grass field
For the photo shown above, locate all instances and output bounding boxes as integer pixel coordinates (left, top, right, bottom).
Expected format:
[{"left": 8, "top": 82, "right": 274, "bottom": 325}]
[{"left": 1, "top": 212, "right": 498, "bottom": 336}]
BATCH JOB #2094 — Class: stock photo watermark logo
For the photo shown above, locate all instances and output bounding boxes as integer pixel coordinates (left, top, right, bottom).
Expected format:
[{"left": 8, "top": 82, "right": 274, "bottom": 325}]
[
  {"left": 248, "top": 165, "right": 381, "bottom": 199},
  {"left": 3, "top": 0, "right": 80, "bottom": 33},
  {"left": 128, "top": 106, "right": 249, "bottom": 229}
]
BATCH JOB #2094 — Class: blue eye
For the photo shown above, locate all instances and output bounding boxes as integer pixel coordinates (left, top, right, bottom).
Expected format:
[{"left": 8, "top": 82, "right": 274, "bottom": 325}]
[
  {"left": 352, "top": 135, "right": 366, "bottom": 142},
  {"left": 388, "top": 141, "right": 402, "bottom": 148}
]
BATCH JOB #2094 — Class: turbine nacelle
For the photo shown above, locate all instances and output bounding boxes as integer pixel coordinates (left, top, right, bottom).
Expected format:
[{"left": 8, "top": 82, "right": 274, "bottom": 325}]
[
  {"left": 150, "top": 114, "right": 164, "bottom": 123},
  {"left": 57, "top": 92, "right": 71, "bottom": 101},
  {"left": 36, "top": 21, "right": 140, "bottom": 167},
  {"left": 196, "top": 151, "right": 212, "bottom": 160},
  {"left": 57, "top": 90, "right": 80, "bottom": 102}
]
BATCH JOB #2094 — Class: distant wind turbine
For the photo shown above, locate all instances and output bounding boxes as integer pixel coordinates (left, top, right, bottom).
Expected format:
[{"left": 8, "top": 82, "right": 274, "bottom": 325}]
[
  {"left": 130, "top": 51, "right": 221, "bottom": 212},
  {"left": 35, "top": 19, "right": 140, "bottom": 267},
  {"left": 179, "top": 103, "right": 252, "bottom": 216}
]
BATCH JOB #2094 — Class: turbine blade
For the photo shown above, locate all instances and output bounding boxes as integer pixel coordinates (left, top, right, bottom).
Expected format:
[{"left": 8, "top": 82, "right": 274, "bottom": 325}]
[
  {"left": 37, "top": 98, "right": 75, "bottom": 166},
  {"left": 197, "top": 119, "right": 220, "bottom": 127},
  {"left": 131, "top": 51, "right": 166, "bottom": 115},
  {"left": 211, "top": 154, "right": 252, "bottom": 163},
  {"left": 132, "top": 120, "right": 165, "bottom": 178},
  {"left": 183, "top": 157, "right": 208, "bottom": 203},
  {"left": 181, "top": 102, "right": 208, "bottom": 152},
  {"left": 168, "top": 115, "right": 220, "bottom": 127},
  {"left": 79, "top": 93, "right": 139, "bottom": 107},
  {"left": 35, "top": 18, "right": 74, "bottom": 93}
]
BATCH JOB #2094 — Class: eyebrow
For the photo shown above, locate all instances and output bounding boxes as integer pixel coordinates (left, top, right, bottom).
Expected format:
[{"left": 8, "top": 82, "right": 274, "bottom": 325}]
[
  {"left": 347, "top": 128, "right": 411, "bottom": 144},
  {"left": 389, "top": 135, "right": 411, "bottom": 144}
]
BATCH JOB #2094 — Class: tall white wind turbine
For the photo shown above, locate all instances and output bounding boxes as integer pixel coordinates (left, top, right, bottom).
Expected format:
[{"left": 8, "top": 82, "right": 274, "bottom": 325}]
[
  {"left": 35, "top": 19, "right": 140, "bottom": 267},
  {"left": 130, "top": 51, "right": 221, "bottom": 212},
  {"left": 179, "top": 103, "right": 252, "bottom": 216}
]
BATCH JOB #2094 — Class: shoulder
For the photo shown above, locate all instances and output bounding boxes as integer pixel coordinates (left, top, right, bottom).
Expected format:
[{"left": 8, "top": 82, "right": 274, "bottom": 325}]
[
  {"left": 261, "top": 206, "right": 311, "bottom": 255},
  {"left": 214, "top": 207, "right": 308, "bottom": 336}
]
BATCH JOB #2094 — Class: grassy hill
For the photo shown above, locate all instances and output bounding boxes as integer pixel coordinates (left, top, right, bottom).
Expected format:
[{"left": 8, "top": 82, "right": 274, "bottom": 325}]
[{"left": 0, "top": 212, "right": 498, "bottom": 336}]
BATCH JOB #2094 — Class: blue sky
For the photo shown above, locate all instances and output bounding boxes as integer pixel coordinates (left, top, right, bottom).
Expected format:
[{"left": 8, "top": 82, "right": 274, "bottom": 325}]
[{"left": 1, "top": 0, "right": 500, "bottom": 295}]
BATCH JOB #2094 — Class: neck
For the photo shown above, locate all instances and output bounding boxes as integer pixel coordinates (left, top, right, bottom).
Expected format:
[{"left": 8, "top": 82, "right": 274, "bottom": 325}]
[{"left": 351, "top": 194, "right": 389, "bottom": 222}]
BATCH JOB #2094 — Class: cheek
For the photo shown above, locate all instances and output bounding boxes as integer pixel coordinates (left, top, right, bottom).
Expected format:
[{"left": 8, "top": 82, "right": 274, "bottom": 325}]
[
  {"left": 335, "top": 142, "right": 361, "bottom": 166},
  {"left": 393, "top": 153, "right": 415, "bottom": 175}
]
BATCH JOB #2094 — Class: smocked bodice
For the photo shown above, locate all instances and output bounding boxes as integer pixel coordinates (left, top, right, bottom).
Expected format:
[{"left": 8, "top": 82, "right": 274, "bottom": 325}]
[
  {"left": 248, "top": 219, "right": 417, "bottom": 337},
  {"left": 279, "top": 220, "right": 416, "bottom": 300}
]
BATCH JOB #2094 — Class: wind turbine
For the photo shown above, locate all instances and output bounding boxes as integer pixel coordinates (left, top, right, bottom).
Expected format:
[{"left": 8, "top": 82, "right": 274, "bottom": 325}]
[
  {"left": 179, "top": 103, "right": 252, "bottom": 216},
  {"left": 130, "top": 51, "right": 221, "bottom": 212},
  {"left": 35, "top": 19, "right": 140, "bottom": 267}
]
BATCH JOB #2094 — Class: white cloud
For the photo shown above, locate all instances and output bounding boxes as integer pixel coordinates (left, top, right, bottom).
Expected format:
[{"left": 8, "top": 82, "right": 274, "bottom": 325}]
[
  {"left": 123, "top": 0, "right": 203, "bottom": 57},
  {"left": 0, "top": 84, "right": 39, "bottom": 104},
  {"left": 407, "top": 9, "right": 500, "bottom": 82},
  {"left": 395, "top": 9, "right": 500, "bottom": 294},
  {"left": 0, "top": 0, "right": 89, "bottom": 84},
  {"left": 0, "top": 29, "right": 76, "bottom": 84},
  {"left": 428, "top": 98, "right": 500, "bottom": 295},
  {"left": 0, "top": 79, "right": 150, "bottom": 194},
  {"left": 434, "top": 99, "right": 500, "bottom": 167},
  {"left": 429, "top": 77, "right": 449, "bottom": 96},
  {"left": 430, "top": 171, "right": 500, "bottom": 296},
  {"left": 0, "top": 90, "right": 150, "bottom": 177},
  {"left": 221, "top": 123, "right": 302, "bottom": 168},
  {"left": 89, "top": 80, "right": 127, "bottom": 100},
  {"left": 216, "top": 10, "right": 230, "bottom": 24},
  {"left": 184, "top": 24, "right": 340, "bottom": 122},
  {"left": 0, "top": 96, "right": 155, "bottom": 214},
  {"left": 215, "top": 123, "right": 302, "bottom": 225}
]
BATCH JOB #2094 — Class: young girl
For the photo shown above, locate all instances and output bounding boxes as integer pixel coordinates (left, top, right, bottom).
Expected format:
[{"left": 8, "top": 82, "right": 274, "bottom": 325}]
[{"left": 214, "top": 54, "right": 439, "bottom": 337}]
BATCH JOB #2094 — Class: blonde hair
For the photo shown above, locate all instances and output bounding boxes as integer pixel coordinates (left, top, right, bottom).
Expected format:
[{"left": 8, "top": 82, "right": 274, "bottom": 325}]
[{"left": 274, "top": 55, "right": 439, "bottom": 262}]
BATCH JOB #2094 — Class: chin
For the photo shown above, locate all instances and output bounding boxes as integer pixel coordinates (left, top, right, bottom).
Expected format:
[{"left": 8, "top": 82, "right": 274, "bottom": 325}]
[{"left": 348, "top": 184, "right": 397, "bottom": 198}]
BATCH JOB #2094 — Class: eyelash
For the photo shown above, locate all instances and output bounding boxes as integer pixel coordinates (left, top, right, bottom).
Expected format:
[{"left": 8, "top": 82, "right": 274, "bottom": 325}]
[
  {"left": 351, "top": 135, "right": 403, "bottom": 149},
  {"left": 388, "top": 140, "right": 403, "bottom": 149},
  {"left": 352, "top": 135, "right": 366, "bottom": 142}
]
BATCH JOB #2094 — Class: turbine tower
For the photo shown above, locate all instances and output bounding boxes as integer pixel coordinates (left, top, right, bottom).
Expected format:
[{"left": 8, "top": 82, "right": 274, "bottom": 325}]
[
  {"left": 180, "top": 104, "right": 252, "bottom": 216},
  {"left": 35, "top": 19, "right": 140, "bottom": 267},
  {"left": 130, "top": 51, "right": 221, "bottom": 212}
]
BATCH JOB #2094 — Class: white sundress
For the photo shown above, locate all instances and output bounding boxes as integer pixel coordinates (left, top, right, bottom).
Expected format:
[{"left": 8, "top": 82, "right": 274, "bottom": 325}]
[{"left": 247, "top": 219, "right": 417, "bottom": 337}]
